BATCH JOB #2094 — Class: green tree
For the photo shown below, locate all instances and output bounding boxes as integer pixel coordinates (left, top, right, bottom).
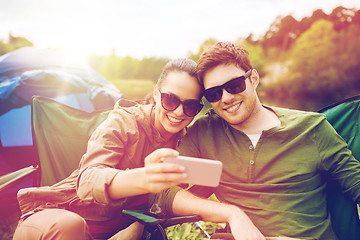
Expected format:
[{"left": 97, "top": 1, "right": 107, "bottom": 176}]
[
  {"left": 290, "top": 19, "right": 338, "bottom": 86},
  {"left": 87, "top": 54, "right": 169, "bottom": 81},
  {"left": 87, "top": 54, "right": 120, "bottom": 80},
  {"left": 8, "top": 34, "right": 33, "bottom": 50},
  {"left": 266, "top": 19, "right": 360, "bottom": 110},
  {"left": 117, "top": 56, "right": 139, "bottom": 79},
  {"left": 136, "top": 57, "right": 168, "bottom": 81},
  {"left": 285, "top": 20, "right": 340, "bottom": 107},
  {"left": 188, "top": 38, "right": 217, "bottom": 62},
  {"left": 240, "top": 40, "right": 266, "bottom": 77},
  {"left": 0, "top": 40, "right": 12, "bottom": 56},
  {"left": 334, "top": 23, "right": 360, "bottom": 92},
  {"left": 262, "top": 15, "right": 300, "bottom": 52},
  {"left": 0, "top": 34, "right": 34, "bottom": 56}
]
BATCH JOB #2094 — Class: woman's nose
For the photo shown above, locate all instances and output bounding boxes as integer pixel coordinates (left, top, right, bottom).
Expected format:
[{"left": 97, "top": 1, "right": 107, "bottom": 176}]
[{"left": 172, "top": 103, "right": 185, "bottom": 116}]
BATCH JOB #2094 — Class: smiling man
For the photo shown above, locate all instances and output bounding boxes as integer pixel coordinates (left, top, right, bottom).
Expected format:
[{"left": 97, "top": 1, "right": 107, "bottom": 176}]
[{"left": 177, "top": 41, "right": 360, "bottom": 240}]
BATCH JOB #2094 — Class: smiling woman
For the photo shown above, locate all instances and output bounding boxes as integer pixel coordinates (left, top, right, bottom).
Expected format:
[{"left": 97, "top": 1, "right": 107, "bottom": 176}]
[{"left": 11, "top": 58, "right": 207, "bottom": 240}]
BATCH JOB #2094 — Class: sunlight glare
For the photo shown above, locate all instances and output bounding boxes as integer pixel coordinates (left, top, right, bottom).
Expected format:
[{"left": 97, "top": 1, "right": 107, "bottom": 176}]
[{"left": 62, "top": 48, "right": 87, "bottom": 66}]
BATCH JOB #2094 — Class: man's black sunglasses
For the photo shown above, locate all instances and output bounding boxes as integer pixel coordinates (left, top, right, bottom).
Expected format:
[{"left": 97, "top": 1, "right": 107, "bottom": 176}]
[
  {"left": 159, "top": 91, "right": 204, "bottom": 117},
  {"left": 203, "top": 69, "right": 252, "bottom": 102}
]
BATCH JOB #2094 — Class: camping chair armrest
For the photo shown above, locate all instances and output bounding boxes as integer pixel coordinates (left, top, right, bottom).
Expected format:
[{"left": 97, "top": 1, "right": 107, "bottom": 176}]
[
  {"left": 122, "top": 209, "right": 201, "bottom": 227},
  {"left": 0, "top": 165, "right": 38, "bottom": 191}
]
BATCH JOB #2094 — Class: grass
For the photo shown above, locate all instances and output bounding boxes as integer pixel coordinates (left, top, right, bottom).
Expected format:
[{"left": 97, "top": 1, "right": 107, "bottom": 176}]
[
  {"left": 111, "top": 78, "right": 155, "bottom": 101},
  {"left": 166, "top": 221, "right": 226, "bottom": 239}
]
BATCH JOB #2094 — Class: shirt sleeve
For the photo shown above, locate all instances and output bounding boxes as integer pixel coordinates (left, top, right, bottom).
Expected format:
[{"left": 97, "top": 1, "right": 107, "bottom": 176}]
[
  {"left": 76, "top": 109, "right": 138, "bottom": 204},
  {"left": 316, "top": 118, "right": 360, "bottom": 203},
  {"left": 148, "top": 186, "right": 182, "bottom": 217}
]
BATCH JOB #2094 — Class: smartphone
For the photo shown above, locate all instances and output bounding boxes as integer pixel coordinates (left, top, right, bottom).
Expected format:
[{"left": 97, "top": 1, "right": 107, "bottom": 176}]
[{"left": 164, "top": 155, "right": 223, "bottom": 187}]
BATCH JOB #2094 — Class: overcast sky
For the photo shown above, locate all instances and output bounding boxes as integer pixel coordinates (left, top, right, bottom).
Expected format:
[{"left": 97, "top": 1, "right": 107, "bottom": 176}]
[{"left": 0, "top": 0, "right": 359, "bottom": 58}]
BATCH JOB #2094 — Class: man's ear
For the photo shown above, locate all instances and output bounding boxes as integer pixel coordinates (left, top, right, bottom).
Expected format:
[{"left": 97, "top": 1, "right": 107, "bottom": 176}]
[{"left": 249, "top": 69, "right": 260, "bottom": 88}]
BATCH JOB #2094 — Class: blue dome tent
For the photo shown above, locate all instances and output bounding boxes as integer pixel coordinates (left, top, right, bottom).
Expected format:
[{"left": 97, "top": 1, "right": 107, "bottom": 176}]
[{"left": 0, "top": 47, "right": 123, "bottom": 219}]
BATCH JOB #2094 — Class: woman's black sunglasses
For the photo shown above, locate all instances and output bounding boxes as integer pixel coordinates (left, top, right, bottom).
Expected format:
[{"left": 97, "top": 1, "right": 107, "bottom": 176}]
[
  {"left": 159, "top": 91, "right": 204, "bottom": 117},
  {"left": 203, "top": 69, "right": 252, "bottom": 102}
]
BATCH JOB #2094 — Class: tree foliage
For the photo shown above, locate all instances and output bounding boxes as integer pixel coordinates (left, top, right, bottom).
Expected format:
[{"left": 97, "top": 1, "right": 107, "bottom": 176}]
[
  {"left": 240, "top": 40, "right": 266, "bottom": 77},
  {"left": 261, "top": 7, "right": 360, "bottom": 54},
  {"left": 263, "top": 15, "right": 360, "bottom": 110},
  {"left": 188, "top": 38, "right": 217, "bottom": 62},
  {"left": 0, "top": 33, "right": 34, "bottom": 56},
  {"left": 1, "top": 6, "right": 359, "bottom": 111},
  {"left": 263, "top": 15, "right": 299, "bottom": 51},
  {"left": 86, "top": 54, "right": 169, "bottom": 81}
]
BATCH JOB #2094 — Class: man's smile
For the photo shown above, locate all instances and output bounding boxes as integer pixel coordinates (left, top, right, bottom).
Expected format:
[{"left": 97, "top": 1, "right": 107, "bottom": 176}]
[{"left": 224, "top": 101, "right": 242, "bottom": 113}]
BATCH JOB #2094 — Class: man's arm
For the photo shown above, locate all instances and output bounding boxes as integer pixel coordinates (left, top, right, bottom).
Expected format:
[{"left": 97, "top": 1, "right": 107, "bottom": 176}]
[
  {"left": 316, "top": 119, "right": 360, "bottom": 202},
  {"left": 172, "top": 189, "right": 265, "bottom": 240}
]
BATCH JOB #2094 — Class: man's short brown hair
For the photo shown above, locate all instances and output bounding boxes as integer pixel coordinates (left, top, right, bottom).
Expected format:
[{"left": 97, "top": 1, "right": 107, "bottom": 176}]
[{"left": 197, "top": 42, "right": 253, "bottom": 87}]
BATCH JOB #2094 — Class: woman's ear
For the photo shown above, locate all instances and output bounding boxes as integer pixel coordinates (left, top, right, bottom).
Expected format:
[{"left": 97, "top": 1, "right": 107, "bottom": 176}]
[{"left": 153, "top": 84, "right": 159, "bottom": 103}]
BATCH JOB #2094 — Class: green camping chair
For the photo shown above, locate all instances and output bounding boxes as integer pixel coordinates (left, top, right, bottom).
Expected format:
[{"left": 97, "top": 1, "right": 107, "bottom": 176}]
[
  {"left": 32, "top": 96, "right": 112, "bottom": 186},
  {"left": 31, "top": 96, "right": 200, "bottom": 240},
  {"left": 319, "top": 95, "right": 360, "bottom": 240}
]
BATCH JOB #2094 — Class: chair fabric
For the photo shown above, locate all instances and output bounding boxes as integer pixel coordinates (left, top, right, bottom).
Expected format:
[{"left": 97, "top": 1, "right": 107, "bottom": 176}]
[
  {"left": 122, "top": 210, "right": 201, "bottom": 227},
  {"left": 319, "top": 95, "right": 360, "bottom": 240},
  {"left": 32, "top": 96, "right": 111, "bottom": 186}
]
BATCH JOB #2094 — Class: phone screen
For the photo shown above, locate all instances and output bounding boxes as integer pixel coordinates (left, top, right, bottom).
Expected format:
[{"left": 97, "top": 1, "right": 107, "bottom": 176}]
[{"left": 164, "top": 156, "right": 223, "bottom": 187}]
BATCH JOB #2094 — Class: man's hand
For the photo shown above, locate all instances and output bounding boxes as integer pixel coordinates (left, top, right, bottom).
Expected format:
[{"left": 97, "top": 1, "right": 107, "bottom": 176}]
[
  {"left": 225, "top": 205, "right": 265, "bottom": 240},
  {"left": 143, "top": 148, "right": 186, "bottom": 193}
]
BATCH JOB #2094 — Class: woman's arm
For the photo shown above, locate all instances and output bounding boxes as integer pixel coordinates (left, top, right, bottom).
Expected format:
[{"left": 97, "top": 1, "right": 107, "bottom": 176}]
[{"left": 108, "top": 148, "right": 186, "bottom": 199}]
